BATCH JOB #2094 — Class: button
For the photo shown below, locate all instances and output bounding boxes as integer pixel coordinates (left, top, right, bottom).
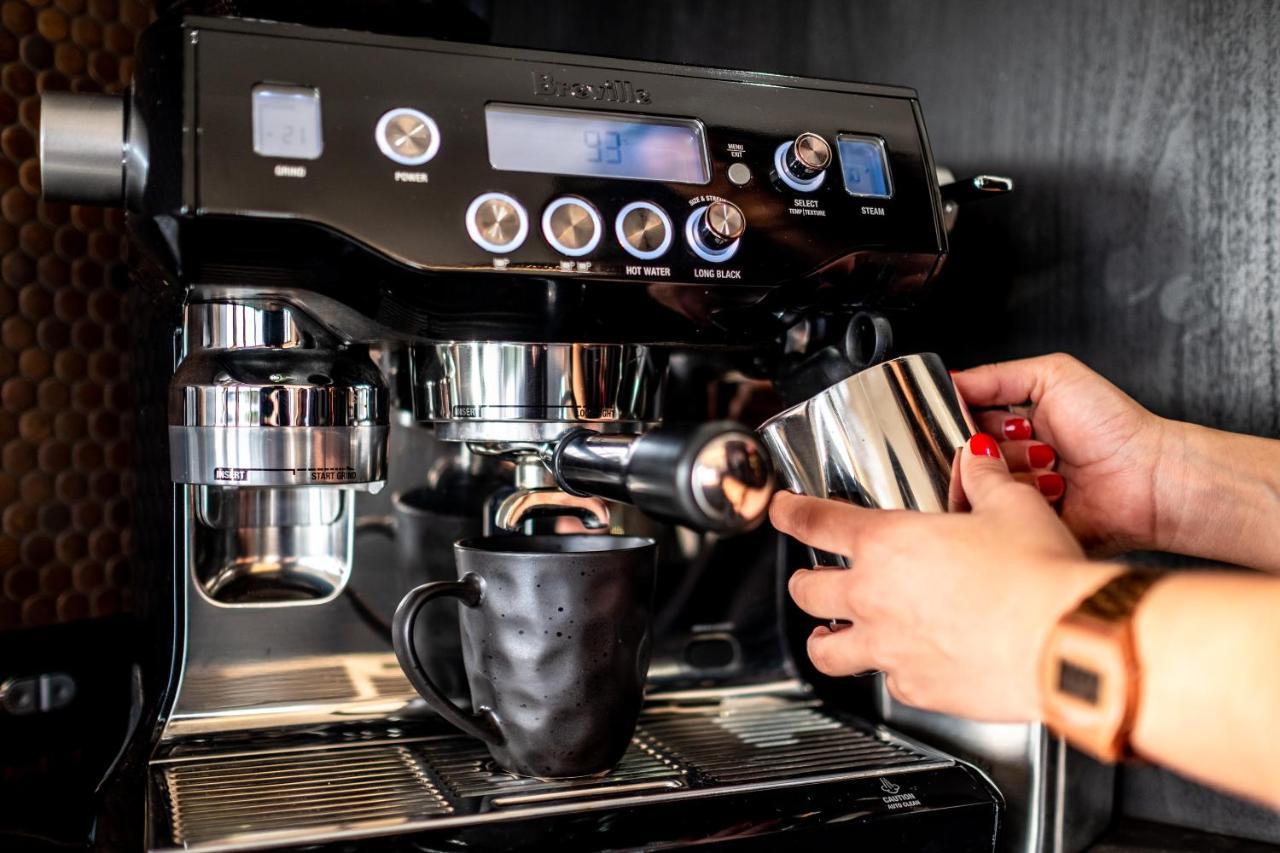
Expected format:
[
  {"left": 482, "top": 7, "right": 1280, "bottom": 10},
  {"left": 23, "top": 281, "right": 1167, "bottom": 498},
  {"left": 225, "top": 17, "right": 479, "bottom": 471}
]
[
  {"left": 615, "top": 201, "right": 673, "bottom": 260},
  {"left": 685, "top": 200, "right": 744, "bottom": 263},
  {"left": 375, "top": 108, "right": 441, "bottom": 166},
  {"left": 726, "top": 162, "right": 753, "bottom": 187},
  {"left": 466, "top": 192, "right": 528, "bottom": 254},
  {"left": 774, "top": 132, "right": 830, "bottom": 192},
  {"left": 542, "top": 196, "right": 603, "bottom": 257}
]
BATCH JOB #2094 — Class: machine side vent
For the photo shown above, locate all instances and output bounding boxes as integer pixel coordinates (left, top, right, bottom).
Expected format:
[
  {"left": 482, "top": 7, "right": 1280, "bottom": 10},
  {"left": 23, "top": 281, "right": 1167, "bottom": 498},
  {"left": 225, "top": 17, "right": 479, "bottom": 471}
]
[
  {"left": 427, "top": 737, "right": 685, "bottom": 805},
  {"left": 161, "top": 743, "right": 451, "bottom": 846},
  {"left": 637, "top": 706, "right": 936, "bottom": 783}
]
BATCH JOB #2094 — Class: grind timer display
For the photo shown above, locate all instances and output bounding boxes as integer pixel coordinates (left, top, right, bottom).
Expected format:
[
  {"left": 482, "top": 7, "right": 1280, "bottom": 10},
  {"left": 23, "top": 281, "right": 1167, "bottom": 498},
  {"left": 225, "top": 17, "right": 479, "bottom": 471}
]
[
  {"left": 486, "top": 104, "right": 710, "bottom": 185},
  {"left": 251, "top": 84, "right": 324, "bottom": 160}
]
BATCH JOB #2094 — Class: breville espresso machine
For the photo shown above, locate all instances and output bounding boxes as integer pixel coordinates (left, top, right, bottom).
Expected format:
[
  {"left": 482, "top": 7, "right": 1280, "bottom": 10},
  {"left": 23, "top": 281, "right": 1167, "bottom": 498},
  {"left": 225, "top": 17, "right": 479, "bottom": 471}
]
[{"left": 36, "top": 6, "right": 1028, "bottom": 850}]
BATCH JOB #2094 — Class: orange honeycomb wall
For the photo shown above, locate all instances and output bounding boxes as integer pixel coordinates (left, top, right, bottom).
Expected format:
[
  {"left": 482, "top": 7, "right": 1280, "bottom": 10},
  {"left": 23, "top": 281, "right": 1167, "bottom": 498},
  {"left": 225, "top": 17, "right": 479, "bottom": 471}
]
[{"left": 0, "top": 0, "right": 152, "bottom": 631}]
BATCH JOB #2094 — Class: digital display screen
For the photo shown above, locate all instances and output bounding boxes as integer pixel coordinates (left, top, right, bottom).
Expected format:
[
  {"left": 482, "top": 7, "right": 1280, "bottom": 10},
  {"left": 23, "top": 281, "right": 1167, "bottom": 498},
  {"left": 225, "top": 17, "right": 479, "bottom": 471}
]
[
  {"left": 252, "top": 84, "right": 323, "bottom": 160},
  {"left": 486, "top": 104, "right": 710, "bottom": 185},
  {"left": 837, "top": 134, "right": 892, "bottom": 199}
]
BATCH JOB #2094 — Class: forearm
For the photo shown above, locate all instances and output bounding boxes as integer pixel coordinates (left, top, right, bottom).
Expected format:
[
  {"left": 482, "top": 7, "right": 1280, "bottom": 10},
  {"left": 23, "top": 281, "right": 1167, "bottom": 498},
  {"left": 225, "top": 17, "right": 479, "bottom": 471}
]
[
  {"left": 1154, "top": 421, "right": 1280, "bottom": 571},
  {"left": 1129, "top": 571, "right": 1280, "bottom": 809}
]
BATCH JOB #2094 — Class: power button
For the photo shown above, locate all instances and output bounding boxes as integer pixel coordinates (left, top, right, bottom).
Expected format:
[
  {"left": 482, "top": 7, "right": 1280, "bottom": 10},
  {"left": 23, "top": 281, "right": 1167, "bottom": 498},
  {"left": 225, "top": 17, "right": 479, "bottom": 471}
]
[{"left": 375, "top": 108, "right": 440, "bottom": 166}]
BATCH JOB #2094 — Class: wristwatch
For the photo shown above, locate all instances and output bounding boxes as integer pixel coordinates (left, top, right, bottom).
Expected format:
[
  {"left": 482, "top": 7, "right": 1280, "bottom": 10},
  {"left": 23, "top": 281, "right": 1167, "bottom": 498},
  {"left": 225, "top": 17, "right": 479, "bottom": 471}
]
[{"left": 1039, "top": 569, "right": 1164, "bottom": 762}]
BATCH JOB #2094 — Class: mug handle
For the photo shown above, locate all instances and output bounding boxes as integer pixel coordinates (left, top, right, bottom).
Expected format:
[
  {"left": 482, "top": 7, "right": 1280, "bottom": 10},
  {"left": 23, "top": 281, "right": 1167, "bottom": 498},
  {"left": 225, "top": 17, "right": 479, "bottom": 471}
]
[{"left": 392, "top": 574, "right": 502, "bottom": 745}]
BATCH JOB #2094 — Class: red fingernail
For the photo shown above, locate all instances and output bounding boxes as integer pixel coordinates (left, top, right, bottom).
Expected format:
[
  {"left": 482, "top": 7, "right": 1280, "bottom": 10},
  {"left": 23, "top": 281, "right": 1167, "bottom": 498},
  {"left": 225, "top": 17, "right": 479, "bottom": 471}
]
[
  {"left": 1003, "top": 417, "right": 1032, "bottom": 440},
  {"left": 1036, "top": 472, "right": 1065, "bottom": 500},
  {"left": 969, "top": 433, "right": 1001, "bottom": 458},
  {"left": 1028, "top": 444, "right": 1056, "bottom": 469}
]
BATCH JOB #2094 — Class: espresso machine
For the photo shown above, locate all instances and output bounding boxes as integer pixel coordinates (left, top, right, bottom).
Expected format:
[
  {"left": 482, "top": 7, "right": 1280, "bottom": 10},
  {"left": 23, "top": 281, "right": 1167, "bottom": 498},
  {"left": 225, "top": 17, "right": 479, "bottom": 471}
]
[{"left": 35, "top": 6, "right": 1030, "bottom": 850}]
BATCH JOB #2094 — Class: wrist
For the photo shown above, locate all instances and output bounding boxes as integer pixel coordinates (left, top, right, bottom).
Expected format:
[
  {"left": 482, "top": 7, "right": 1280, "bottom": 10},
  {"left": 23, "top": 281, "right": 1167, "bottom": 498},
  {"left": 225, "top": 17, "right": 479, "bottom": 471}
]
[
  {"left": 1024, "top": 559, "right": 1124, "bottom": 719},
  {"left": 1152, "top": 421, "right": 1280, "bottom": 569},
  {"left": 1148, "top": 417, "right": 1194, "bottom": 553}
]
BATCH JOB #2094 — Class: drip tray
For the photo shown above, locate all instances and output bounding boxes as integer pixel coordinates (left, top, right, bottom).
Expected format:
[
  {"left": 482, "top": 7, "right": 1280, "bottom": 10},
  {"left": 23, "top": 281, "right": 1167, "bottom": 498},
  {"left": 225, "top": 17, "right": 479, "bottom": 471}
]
[{"left": 150, "top": 694, "right": 992, "bottom": 852}]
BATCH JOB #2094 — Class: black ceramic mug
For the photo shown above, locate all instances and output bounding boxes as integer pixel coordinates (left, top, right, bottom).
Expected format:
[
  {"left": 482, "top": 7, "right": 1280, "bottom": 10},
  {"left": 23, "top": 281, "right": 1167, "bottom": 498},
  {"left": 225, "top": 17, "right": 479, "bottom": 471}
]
[{"left": 392, "top": 534, "right": 657, "bottom": 779}]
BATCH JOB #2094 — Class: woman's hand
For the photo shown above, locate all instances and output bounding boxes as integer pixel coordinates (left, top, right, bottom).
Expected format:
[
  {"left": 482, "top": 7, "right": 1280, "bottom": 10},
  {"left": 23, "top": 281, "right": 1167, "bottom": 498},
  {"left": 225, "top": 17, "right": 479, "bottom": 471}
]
[
  {"left": 953, "top": 354, "right": 1169, "bottom": 555},
  {"left": 772, "top": 435, "right": 1117, "bottom": 721}
]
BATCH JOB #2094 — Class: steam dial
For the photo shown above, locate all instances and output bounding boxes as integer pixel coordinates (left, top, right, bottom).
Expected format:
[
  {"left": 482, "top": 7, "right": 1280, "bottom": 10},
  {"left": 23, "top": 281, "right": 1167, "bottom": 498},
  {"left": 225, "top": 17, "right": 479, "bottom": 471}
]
[
  {"left": 685, "top": 200, "right": 745, "bottom": 263},
  {"left": 774, "top": 132, "right": 831, "bottom": 192}
]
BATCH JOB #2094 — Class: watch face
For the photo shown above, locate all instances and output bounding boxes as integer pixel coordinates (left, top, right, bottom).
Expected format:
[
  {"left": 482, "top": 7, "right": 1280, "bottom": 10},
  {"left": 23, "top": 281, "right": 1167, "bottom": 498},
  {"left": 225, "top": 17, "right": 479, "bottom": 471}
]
[
  {"left": 1057, "top": 659, "right": 1101, "bottom": 704},
  {"left": 1040, "top": 616, "right": 1133, "bottom": 762}
]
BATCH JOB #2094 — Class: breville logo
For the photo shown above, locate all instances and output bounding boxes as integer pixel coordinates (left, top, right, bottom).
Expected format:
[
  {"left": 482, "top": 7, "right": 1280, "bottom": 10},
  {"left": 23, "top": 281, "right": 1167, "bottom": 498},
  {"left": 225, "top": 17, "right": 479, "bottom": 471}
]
[{"left": 533, "top": 71, "right": 651, "bottom": 105}]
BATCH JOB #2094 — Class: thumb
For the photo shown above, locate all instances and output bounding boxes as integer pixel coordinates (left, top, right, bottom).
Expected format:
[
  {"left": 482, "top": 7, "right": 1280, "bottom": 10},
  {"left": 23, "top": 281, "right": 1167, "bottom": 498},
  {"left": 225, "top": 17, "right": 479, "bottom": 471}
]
[{"left": 958, "top": 433, "right": 1015, "bottom": 510}]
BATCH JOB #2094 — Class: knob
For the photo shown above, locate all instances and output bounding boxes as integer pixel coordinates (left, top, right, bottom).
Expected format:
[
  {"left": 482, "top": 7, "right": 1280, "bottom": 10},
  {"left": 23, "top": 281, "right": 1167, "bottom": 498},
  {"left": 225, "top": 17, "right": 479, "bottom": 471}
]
[
  {"left": 686, "top": 200, "right": 744, "bottom": 262},
  {"left": 465, "top": 192, "right": 529, "bottom": 254},
  {"left": 39, "top": 92, "right": 126, "bottom": 205},
  {"left": 542, "top": 196, "right": 602, "bottom": 257},
  {"left": 773, "top": 132, "right": 831, "bottom": 192}
]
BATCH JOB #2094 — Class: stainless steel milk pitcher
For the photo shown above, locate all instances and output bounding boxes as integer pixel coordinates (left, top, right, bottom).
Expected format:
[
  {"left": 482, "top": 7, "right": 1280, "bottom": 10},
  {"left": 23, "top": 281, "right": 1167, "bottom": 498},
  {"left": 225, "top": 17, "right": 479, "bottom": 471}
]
[{"left": 759, "top": 352, "right": 975, "bottom": 564}]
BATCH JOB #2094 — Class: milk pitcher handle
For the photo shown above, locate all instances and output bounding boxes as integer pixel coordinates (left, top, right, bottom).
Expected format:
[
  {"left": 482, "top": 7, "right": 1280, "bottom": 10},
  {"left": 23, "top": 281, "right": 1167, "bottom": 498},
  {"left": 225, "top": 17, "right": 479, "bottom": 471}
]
[{"left": 392, "top": 576, "right": 502, "bottom": 745}]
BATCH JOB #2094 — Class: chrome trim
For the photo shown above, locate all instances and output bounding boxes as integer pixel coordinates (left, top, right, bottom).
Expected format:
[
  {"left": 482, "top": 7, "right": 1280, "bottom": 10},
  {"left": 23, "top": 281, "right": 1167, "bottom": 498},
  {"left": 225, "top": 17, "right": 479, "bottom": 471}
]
[
  {"left": 169, "top": 425, "right": 388, "bottom": 488},
  {"left": 410, "top": 342, "right": 664, "bottom": 441},
  {"left": 170, "top": 358, "right": 386, "bottom": 428},
  {"left": 169, "top": 300, "right": 390, "bottom": 489},
  {"left": 491, "top": 780, "right": 682, "bottom": 805},
  {"left": 189, "top": 487, "right": 354, "bottom": 607},
  {"left": 38, "top": 91, "right": 126, "bottom": 204},
  {"left": 186, "top": 301, "right": 306, "bottom": 352},
  {"left": 492, "top": 488, "right": 610, "bottom": 531}
]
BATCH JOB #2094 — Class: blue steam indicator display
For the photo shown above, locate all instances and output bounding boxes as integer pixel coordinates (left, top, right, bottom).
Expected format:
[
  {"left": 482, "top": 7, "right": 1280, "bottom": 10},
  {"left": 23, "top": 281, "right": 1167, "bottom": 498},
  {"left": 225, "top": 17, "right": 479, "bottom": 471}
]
[
  {"left": 486, "top": 104, "right": 711, "bottom": 185},
  {"left": 836, "top": 134, "right": 892, "bottom": 199}
]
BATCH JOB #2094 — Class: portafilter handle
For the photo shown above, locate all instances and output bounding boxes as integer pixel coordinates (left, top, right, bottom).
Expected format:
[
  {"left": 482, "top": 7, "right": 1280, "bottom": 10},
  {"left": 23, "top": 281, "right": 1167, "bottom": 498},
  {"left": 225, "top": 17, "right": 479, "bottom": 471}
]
[{"left": 552, "top": 422, "right": 775, "bottom": 534}]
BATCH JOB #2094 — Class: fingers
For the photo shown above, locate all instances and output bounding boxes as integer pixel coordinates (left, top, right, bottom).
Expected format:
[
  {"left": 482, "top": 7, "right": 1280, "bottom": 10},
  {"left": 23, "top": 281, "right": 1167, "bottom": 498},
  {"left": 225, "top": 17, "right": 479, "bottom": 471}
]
[
  {"left": 806, "top": 624, "right": 877, "bottom": 677},
  {"left": 1001, "top": 440, "right": 1057, "bottom": 472},
  {"left": 788, "top": 567, "right": 857, "bottom": 620},
  {"left": 769, "top": 491, "right": 890, "bottom": 558},
  {"left": 977, "top": 410, "right": 1033, "bottom": 441},
  {"left": 959, "top": 433, "right": 1016, "bottom": 509},
  {"left": 953, "top": 355, "right": 1065, "bottom": 407},
  {"left": 1016, "top": 471, "right": 1066, "bottom": 502}
]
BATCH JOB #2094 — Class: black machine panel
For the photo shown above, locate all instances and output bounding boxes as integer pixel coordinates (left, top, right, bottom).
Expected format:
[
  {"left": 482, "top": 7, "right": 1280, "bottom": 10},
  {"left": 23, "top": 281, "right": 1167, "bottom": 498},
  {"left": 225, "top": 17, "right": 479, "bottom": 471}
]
[{"left": 183, "top": 17, "right": 946, "bottom": 294}]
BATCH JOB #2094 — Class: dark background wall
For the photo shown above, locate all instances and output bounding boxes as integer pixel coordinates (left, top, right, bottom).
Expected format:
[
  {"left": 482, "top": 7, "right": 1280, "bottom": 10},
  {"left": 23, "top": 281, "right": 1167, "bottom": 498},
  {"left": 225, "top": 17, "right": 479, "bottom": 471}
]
[{"left": 473, "top": 0, "right": 1280, "bottom": 841}]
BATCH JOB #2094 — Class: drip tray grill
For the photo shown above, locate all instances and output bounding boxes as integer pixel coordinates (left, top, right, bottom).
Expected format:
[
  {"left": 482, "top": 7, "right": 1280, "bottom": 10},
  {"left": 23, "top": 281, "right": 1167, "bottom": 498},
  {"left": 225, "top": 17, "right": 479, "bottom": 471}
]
[
  {"left": 161, "top": 743, "right": 451, "bottom": 846},
  {"left": 153, "top": 698, "right": 954, "bottom": 851},
  {"left": 639, "top": 705, "right": 933, "bottom": 783},
  {"left": 429, "top": 736, "right": 685, "bottom": 804}
]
